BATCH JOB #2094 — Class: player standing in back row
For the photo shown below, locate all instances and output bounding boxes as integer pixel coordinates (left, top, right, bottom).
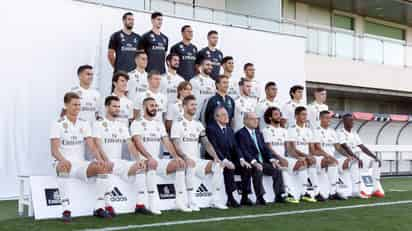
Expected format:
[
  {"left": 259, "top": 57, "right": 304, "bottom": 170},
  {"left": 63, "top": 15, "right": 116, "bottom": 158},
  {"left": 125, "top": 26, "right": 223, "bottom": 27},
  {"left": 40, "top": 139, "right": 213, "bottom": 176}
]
[
  {"left": 138, "top": 12, "right": 168, "bottom": 74},
  {"left": 197, "top": 30, "right": 223, "bottom": 80}
]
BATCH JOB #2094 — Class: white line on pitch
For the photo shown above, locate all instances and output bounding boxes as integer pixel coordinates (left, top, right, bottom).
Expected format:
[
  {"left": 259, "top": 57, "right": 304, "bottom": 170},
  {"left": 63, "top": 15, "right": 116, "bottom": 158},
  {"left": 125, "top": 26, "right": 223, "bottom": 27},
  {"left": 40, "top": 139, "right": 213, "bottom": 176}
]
[{"left": 80, "top": 200, "right": 412, "bottom": 231}]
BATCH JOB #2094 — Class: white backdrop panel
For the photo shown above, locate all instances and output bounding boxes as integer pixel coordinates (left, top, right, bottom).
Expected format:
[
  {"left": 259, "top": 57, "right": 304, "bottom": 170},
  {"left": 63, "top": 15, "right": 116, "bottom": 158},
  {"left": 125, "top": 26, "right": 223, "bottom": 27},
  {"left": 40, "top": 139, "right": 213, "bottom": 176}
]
[{"left": 0, "top": 0, "right": 306, "bottom": 199}]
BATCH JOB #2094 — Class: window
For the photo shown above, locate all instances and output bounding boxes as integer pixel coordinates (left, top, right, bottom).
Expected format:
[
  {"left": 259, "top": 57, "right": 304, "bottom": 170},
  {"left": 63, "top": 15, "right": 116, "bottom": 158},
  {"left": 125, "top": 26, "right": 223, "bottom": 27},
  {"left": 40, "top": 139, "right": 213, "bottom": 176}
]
[
  {"left": 365, "top": 21, "right": 405, "bottom": 41},
  {"left": 334, "top": 14, "right": 354, "bottom": 31}
]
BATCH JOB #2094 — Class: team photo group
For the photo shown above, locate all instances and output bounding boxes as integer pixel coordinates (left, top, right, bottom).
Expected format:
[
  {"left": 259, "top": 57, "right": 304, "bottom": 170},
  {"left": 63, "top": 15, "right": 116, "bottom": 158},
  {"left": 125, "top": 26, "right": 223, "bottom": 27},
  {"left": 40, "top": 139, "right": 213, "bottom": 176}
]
[{"left": 51, "top": 11, "right": 385, "bottom": 222}]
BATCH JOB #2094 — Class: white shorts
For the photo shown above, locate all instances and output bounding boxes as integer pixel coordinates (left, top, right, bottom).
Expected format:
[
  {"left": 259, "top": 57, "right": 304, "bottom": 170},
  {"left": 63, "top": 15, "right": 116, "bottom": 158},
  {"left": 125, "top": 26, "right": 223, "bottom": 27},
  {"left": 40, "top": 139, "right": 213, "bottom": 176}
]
[
  {"left": 112, "top": 159, "right": 135, "bottom": 183},
  {"left": 54, "top": 159, "right": 90, "bottom": 182}
]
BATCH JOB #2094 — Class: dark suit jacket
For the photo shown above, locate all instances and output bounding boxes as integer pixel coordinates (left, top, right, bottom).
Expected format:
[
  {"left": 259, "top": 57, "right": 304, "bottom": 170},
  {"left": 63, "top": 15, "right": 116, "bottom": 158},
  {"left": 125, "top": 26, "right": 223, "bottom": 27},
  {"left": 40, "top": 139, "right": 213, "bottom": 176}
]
[
  {"left": 235, "top": 127, "right": 274, "bottom": 164},
  {"left": 206, "top": 121, "right": 243, "bottom": 162}
]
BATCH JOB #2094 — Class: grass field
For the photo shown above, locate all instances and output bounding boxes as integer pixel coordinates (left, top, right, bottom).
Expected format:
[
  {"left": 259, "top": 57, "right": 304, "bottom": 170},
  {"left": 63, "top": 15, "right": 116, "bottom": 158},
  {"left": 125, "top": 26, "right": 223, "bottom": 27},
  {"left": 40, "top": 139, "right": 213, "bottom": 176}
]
[{"left": 1, "top": 177, "right": 412, "bottom": 231}]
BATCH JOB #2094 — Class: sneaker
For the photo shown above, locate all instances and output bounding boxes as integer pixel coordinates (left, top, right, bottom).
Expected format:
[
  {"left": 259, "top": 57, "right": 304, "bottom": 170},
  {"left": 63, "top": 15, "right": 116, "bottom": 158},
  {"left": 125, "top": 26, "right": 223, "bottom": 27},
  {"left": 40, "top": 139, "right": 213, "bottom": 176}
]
[
  {"left": 315, "top": 194, "right": 326, "bottom": 202},
  {"left": 372, "top": 190, "right": 385, "bottom": 198},
  {"left": 285, "top": 197, "right": 300, "bottom": 204},
  {"left": 189, "top": 202, "right": 200, "bottom": 212},
  {"left": 212, "top": 203, "right": 228, "bottom": 210},
  {"left": 360, "top": 191, "right": 371, "bottom": 199},
  {"left": 301, "top": 194, "right": 317, "bottom": 203},
  {"left": 62, "top": 210, "right": 72, "bottom": 223},
  {"left": 329, "top": 193, "right": 347, "bottom": 200},
  {"left": 93, "top": 208, "right": 111, "bottom": 218},
  {"left": 176, "top": 201, "right": 192, "bottom": 212},
  {"left": 148, "top": 208, "right": 162, "bottom": 215},
  {"left": 134, "top": 204, "right": 152, "bottom": 215},
  {"left": 105, "top": 206, "right": 116, "bottom": 217}
]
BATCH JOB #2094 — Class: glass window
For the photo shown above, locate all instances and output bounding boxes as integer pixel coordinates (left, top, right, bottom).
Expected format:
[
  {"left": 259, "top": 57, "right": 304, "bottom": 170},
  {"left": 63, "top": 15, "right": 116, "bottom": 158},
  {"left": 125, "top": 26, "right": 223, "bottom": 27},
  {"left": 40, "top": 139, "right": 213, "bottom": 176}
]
[
  {"left": 334, "top": 14, "right": 354, "bottom": 31},
  {"left": 365, "top": 21, "right": 405, "bottom": 41}
]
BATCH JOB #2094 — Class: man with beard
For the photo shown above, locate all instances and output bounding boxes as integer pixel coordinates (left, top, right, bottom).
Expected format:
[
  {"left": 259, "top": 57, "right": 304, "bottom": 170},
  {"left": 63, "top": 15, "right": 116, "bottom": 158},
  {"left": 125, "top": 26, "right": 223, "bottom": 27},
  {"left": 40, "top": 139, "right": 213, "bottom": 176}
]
[
  {"left": 233, "top": 78, "right": 258, "bottom": 132},
  {"left": 170, "top": 25, "right": 198, "bottom": 81},
  {"left": 133, "top": 70, "right": 167, "bottom": 122},
  {"left": 108, "top": 12, "right": 141, "bottom": 72},
  {"left": 256, "top": 82, "right": 282, "bottom": 129},
  {"left": 131, "top": 97, "right": 192, "bottom": 214},
  {"left": 138, "top": 12, "right": 168, "bottom": 74},
  {"left": 171, "top": 95, "right": 228, "bottom": 211},
  {"left": 160, "top": 53, "right": 185, "bottom": 107},
  {"left": 93, "top": 96, "right": 149, "bottom": 215},
  {"left": 221, "top": 56, "right": 239, "bottom": 100},
  {"left": 196, "top": 30, "right": 223, "bottom": 80},
  {"left": 190, "top": 58, "right": 216, "bottom": 121}
]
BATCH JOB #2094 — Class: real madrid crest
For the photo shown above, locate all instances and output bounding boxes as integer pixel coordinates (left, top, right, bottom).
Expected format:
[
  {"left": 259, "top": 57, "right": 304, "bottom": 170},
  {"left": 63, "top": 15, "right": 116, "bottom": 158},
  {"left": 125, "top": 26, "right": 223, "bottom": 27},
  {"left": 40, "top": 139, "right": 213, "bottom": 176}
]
[{"left": 63, "top": 122, "right": 68, "bottom": 133}]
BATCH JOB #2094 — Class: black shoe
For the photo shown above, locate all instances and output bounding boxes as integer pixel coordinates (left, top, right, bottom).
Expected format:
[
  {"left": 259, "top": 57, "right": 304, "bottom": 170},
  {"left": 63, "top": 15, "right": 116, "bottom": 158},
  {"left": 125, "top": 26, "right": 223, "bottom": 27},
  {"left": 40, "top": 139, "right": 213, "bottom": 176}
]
[
  {"left": 256, "top": 196, "right": 266, "bottom": 206},
  {"left": 315, "top": 194, "right": 326, "bottom": 202},
  {"left": 134, "top": 204, "right": 152, "bottom": 215},
  {"left": 329, "top": 193, "right": 347, "bottom": 200},
  {"left": 240, "top": 196, "right": 254, "bottom": 206},
  {"left": 62, "top": 210, "right": 72, "bottom": 223},
  {"left": 275, "top": 196, "right": 286, "bottom": 203},
  {"left": 227, "top": 197, "right": 240, "bottom": 208},
  {"left": 94, "top": 208, "right": 111, "bottom": 218}
]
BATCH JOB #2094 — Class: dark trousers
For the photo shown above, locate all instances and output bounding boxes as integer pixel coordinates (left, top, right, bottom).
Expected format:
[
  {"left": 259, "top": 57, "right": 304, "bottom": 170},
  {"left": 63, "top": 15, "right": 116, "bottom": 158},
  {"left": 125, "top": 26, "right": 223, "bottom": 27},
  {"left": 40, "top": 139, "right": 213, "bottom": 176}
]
[
  {"left": 236, "top": 164, "right": 265, "bottom": 198},
  {"left": 223, "top": 168, "right": 236, "bottom": 198},
  {"left": 262, "top": 162, "right": 285, "bottom": 199}
]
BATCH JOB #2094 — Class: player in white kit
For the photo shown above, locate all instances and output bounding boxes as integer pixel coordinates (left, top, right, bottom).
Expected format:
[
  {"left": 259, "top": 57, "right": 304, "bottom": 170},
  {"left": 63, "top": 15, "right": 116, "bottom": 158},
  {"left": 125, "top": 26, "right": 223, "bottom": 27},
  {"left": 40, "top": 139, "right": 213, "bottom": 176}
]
[
  {"left": 221, "top": 56, "right": 239, "bottom": 99},
  {"left": 131, "top": 97, "right": 192, "bottom": 214},
  {"left": 311, "top": 110, "right": 359, "bottom": 200},
  {"left": 50, "top": 92, "right": 113, "bottom": 222},
  {"left": 256, "top": 82, "right": 282, "bottom": 130},
  {"left": 160, "top": 53, "right": 185, "bottom": 107},
  {"left": 286, "top": 106, "right": 318, "bottom": 202},
  {"left": 307, "top": 87, "right": 328, "bottom": 129},
  {"left": 133, "top": 70, "right": 167, "bottom": 121},
  {"left": 233, "top": 78, "right": 258, "bottom": 132},
  {"left": 127, "top": 51, "right": 149, "bottom": 102},
  {"left": 93, "top": 96, "right": 149, "bottom": 214},
  {"left": 338, "top": 114, "right": 384, "bottom": 198},
  {"left": 171, "top": 95, "right": 228, "bottom": 211},
  {"left": 242, "top": 63, "right": 261, "bottom": 100},
  {"left": 165, "top": 81, "right": 192, "bottom": 133},
  {"left": 282, "top": 85, "right": 306, "bottom": 128},
  {"left": 190, "top": 58, "right": 216, "bottom": 120},
  {"left": 262, "top": 107, "right": 304, "bottom": 203},
  {"left": 65, "top": 65, "right": 101, "bottom": 124},
  {"left": 310, "top": 110, "right": 350, "bottom": 201},
  {"left": 111, "top": 71, "right": 134, "bottom": 126}
]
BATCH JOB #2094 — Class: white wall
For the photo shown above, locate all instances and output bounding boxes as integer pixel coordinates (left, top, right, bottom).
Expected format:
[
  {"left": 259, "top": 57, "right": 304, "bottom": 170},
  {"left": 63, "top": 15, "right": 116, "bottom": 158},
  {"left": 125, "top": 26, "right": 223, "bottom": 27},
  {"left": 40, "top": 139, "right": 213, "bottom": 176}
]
[{"left": 0, "top": 0, "right": 306, "bottom": 199}]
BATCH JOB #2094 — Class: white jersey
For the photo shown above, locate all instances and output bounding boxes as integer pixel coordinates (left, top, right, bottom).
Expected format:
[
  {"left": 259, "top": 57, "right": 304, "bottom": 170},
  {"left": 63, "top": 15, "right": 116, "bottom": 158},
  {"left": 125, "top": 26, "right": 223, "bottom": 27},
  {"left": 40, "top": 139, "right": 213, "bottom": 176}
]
[
  {"left": 93, "top": 117, "right": 130, "bottom": 160},
  {"left": 233, "top": 95, "right": 258, "bottom": 132},
  {"left": 256, "top": 97, "right": 282, "bottom": 129},
  {"left": 127, "top": 69, "right": 148, "bottom": 102},
  {"left": 134, "top": 89, "right": 168, "bottom": 121},
  {"left": 286, "top": 124, "right": 313, "bottom": 155},
  {"left": 242, "top": 78, "right": 261, "bottom": 99},
  {"left": 262, "top": 125, "right": 288, "bottom": 157},
  {"left": 130, "top": 117, "right": 167, "bottom": 160},
  {"left": 313, "top": 126, "right": 340, "bottom": 157},
  {"left": 112, "top": 93, "right": 133, "bottom": 127},
  {"left": 67, "top": 85, "right": 101, "bottom": 124},
  {"left": 160, "top": 72, "right": 185, "bottom": 106},
  {"left": 190, "top": 74, "right": 216, "bottom": 119},
  {"left": 227, "top": 77, "right": 240, "bottom": 100},
  {"left": 166, "top": 99, "right": 184, "bottom": 122},
  {"left": 337, "top": 128, "right": 363, "bottom": 155},
  {"left": 49, "top": 116, "right": 91, "bottom": 162},
  {"left": 307, "top": 101, "right": 329, "bottom": 129},
  {"left": 281, "top": 100, "right": 306, "bottom": 127},
  {"left": 170, "top": 116, "right": 205, "bottom": 160}
]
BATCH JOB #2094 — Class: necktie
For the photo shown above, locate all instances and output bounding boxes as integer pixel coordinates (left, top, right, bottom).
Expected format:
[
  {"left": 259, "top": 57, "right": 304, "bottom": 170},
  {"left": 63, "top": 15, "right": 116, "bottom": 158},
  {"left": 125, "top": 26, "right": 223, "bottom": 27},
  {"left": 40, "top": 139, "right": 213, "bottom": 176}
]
[{"left": 251, "top": 130, "right": 263, "bottom": 162}]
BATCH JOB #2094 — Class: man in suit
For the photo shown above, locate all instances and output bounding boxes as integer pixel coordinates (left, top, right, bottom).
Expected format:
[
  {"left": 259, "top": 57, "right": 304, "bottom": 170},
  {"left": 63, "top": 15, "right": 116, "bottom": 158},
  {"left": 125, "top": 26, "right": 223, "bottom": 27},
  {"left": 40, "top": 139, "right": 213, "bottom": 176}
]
[
  {"left": 206, "top": 106, "right": 240, "bottom": 208},
  {"left": 235, "top": 112, "right": 286, "bottom": 205}
]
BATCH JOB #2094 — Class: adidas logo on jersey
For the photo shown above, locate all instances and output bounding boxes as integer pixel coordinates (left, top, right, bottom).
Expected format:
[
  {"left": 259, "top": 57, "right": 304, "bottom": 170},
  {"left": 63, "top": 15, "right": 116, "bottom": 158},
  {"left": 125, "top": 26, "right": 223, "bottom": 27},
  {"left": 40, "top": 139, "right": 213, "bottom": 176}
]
[
  {"left": 195, "top": 184, "right": 212, "bottom": 197},
  {"left": 110, "top": 187, "right": 127, "bottom": 202}
]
